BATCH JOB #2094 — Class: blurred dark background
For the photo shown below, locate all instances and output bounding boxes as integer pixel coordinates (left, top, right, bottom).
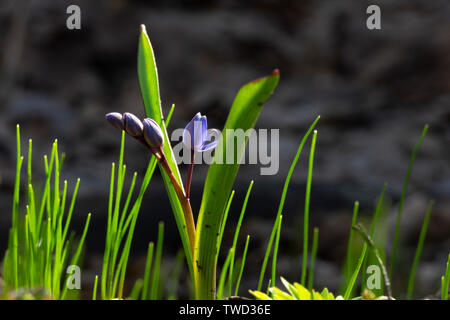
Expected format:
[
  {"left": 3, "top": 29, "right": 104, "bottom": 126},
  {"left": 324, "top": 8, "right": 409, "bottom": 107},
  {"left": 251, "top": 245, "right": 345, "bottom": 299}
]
[{"left": 0, "top": 0, "right": 449, "bottom": 298}]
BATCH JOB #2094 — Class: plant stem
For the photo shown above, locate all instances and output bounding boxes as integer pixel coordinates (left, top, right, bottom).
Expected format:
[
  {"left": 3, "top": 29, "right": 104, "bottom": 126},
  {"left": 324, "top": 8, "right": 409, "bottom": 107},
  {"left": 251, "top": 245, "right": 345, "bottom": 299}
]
[
  {"left": 186, "top": 149, "right": 195, "bottom": 199},
  {"left": 158, "top": 147, "right": 196, "bottom": 257}
]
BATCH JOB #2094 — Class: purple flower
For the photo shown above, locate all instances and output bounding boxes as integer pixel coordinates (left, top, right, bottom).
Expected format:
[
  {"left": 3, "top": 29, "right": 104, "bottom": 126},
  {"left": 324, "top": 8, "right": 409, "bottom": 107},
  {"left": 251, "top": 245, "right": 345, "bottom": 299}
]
[
  {"left": 123, "top": 112, "right": 143, "bottom": 137},
  {"left": 182, "top": 113, "right": 219, "bottom": 152},
  {"left": 105, "top": 112, "right": 125, "bottom": 131},
  {"left": 143, "top": 118, "right": 164, "bottom": 149}
]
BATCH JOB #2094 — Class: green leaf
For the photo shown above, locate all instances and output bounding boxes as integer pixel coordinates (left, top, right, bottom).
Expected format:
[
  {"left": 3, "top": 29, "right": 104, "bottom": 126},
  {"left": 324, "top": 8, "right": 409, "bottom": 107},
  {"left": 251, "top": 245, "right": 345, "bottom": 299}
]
[
  {"left": 249, "top": 290, "right": 272, "bottom": 300},
  {"left": 269, "top": 287, "right": 295, "bottom": 300},
  {"left": 138, "top": 25, "right": 193, "bottom": 277},
  {"left": 293, "top": 282, "right": 311, "bottom": 300},
  {"left": 194, "top": 70, "right": 280, "bottom": 299}
]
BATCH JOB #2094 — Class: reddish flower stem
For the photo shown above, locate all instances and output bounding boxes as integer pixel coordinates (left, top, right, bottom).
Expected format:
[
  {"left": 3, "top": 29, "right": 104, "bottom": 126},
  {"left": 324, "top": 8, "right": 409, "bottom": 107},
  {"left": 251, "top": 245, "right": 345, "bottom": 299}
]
[{"left": 186, "top": 149, "right": 195, "bottom": 199}]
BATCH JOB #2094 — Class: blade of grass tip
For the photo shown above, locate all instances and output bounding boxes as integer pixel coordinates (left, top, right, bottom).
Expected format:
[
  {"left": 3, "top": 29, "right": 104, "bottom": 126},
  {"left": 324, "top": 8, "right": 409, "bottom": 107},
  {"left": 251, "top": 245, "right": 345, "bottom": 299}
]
[
  {"left": 442, "top": 254, "right": 450, "bottom": 300},
  {"left": 216, "top": 190, "right": 235, "bottom": 260},
  {"left": 301, "top": 130, "right": 317, "bottom": 285},
  {"left": 390, "top": 124, "right": 428, "bottom": 282},
  {"left": 228, "top": 181, "right": 254, "bottom": 297},
  {"left": 129, "top": 279, "right": 143, "bottom": 300},
  {"left": 37, "top": 147, "right": 56, "bottom": 235},
  {"left": 52, "top": 140, "right": 60, "bottom": 232},
  {"left": 165, "top": 104, "right": 175, "bottom": 126},
  {"left": 407, "top": 200, "right": 434, "bottom": 299},
  {"left": 275, "top": 116, "right": 320, "bottom": 236},
  {"left": 27, "top": 184, "right": 37, "bottom": 246},
  {"left": 93, "top": 275, "right": 99, "bottom": 300},
  {"left": 150, "top": 222, "right": 164, "bottom": 300},
  {"left": 168, "top": 250, "right": 185, "bottom": 300},
  {"left": 62, "top": 178, "right": 81, "bottom": 244},
  {"left": 257, "top": 213, "right": 282, "bottom": 291},
  {"left": 344, "top": 201, "right": 359, "bottom": 287},
  {"left": 142, "top": 242, "right": 154, "bottom": 300},
  {"left": 60, "top": 152, "right": 66, "bottom": 171},
  {"left": 271, "top": 215, "right": 283, "bottom": 288},
  {"left": 27, "top": 139, "right": 32, "bottom": 186},
  {"left": 234, "top": 235, "right": 250, "bottom": 296},
  {"left": 266, "top": 279, "right": 272, "bottom": 296},
  {"left": 308, "top": 227, "right": 319, "bottom": 292},
  {"left": 217, "top": 248, "right": 234, "bottom": 300}
]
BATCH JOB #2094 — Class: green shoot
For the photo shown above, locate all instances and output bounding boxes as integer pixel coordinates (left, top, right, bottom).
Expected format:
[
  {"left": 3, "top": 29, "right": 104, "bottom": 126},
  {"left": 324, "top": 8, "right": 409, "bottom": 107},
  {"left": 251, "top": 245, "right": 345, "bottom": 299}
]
[
  {"left": 442, "top": 254, "right": 450, "bottom": 300},
  {"left": 257, "top": 214, "right": 282, "bottom": 291},
  {"left": 301, "top": 130, "right": 317, "bottom": 285},
  {"left": 142, "top": 242, "right": 155, "bottom": 299},
  {"left": 390, "top": 124, "right": 428, "bottom": 282},
  {"left": 150, "top": 222, "right": 164, "bottom": 300},
  {"left": 271, "top": 215, "right": 283, "bottom": 288},
  {"left": 407, "top": 200, "right": 434, "bottom": 299},
  {"left": 308, "top": 228, "right": 319, "bottom": 291},
  {"left": 217, "top": 248, "right": 234, "bottom": 300},
  {"left": 228, "top": 180, "right": 254, "bottom": 297},
  {"left": 343, "top": 201, "right": 359, "bottom": 289},
  {"left": 234, "top": 235, "right": 250, "bottom": 296}
]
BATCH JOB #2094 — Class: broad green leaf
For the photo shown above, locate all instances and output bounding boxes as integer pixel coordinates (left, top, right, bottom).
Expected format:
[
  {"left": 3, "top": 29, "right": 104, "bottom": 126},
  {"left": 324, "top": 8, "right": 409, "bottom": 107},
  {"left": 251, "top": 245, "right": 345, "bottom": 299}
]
[
  {"left": 137, "top": 25, "right": 193, "bottom": 276},
  {"left": 269, "top": 287, "right": 295, "bottom": 300},
  {"left": 194, "top": 70, "right": 280, "bottom": 299},
  {"left": 312, "top": 290, "right": 323, "bottom": 300},
  {"left": 293, "top": 282, "right": 311, "bottom": 300},
  {"left": 281, "top": 277, "right": 300, "bottom": 300},
  {"left": 249, "top": 290, "right": 272, "bottom": 300}
]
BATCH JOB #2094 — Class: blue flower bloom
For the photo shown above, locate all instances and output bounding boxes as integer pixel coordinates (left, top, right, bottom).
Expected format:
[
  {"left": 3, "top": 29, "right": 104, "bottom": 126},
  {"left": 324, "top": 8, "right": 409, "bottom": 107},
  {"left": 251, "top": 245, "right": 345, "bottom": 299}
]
[{"left": 182, "top": 113, "right": 219, "bottom": 152}]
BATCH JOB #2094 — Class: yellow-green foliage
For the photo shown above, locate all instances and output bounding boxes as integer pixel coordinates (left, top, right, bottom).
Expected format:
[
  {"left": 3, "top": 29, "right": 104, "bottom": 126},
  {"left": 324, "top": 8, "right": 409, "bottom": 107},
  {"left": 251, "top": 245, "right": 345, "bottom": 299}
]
[{"left": 250, "top": 277, "right": 343, "bottom": 300}]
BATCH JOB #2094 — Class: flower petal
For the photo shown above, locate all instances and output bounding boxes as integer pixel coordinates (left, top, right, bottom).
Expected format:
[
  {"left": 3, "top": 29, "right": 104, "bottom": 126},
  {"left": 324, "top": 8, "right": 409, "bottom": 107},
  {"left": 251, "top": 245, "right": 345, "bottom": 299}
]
[
  {"left": 200, "top": 115, "right": 207, "bottom": 141},
  {"left": 200, "top": 140, "right": 219, "bottom": 151}
]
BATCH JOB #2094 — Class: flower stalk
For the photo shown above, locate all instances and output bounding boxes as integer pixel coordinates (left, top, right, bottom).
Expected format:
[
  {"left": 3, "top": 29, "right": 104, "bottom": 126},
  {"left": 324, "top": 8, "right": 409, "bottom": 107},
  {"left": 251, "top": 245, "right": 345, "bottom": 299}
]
[{"left": 106, "top": 112, "right": 196, "bottom": 255}]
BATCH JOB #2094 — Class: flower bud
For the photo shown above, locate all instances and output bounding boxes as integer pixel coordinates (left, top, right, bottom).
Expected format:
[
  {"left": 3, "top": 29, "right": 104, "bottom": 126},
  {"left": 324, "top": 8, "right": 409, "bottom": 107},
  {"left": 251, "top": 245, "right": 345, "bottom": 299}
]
[
  {"left": 123, "top": 112, "right": 143, "bottom": 137},
  {"left": 143, "top": 118, "right": 164, "bottom": 149},
  {"left": 105, "top": 112, "right": 125, "bottom": 131}
]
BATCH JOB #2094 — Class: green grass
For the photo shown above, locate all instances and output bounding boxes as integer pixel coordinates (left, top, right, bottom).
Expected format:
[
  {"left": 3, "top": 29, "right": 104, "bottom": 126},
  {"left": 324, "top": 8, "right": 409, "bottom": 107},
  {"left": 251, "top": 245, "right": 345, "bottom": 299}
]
[
  {"left": 301, "top": 130, "right": 317, "bottom": 285},
  {"left": 390, "top": 124, "right": 428, "bottom": 283},
  {"left": 407, "top": 200, "right": 434, "bottom": 299},
  {"left": 228, "top": 180, "right": 254, "bottom": 297},
  {"left": 257, "top": 117, "right": 320, "bottom": 291},
  {"left": 2, "top": 125, "right": 90, "bottom": 299},
  {"left": 307, "top": 228, "right": 319, "bottom": 292},
  {"left": 441, "top": 254, "right": 450, "bottom": 300},
  {"left": 2, "top": 27, "right": 444, "bottom": 301},
  {"left": 100, "top": 131, "right": 158, "bottom": 299}
]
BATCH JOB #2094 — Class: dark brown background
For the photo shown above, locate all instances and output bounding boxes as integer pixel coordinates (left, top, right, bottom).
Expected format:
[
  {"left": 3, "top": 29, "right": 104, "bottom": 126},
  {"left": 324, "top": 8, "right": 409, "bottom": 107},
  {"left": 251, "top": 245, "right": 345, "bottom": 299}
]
[{"left": 0, "top": 0, "right": 449, "bottom": 298}]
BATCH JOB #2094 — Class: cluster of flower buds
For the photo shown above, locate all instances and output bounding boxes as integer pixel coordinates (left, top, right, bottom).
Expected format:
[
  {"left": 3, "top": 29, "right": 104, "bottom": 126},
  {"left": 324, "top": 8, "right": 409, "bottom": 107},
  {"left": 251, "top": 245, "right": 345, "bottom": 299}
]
[{"left": 105, "top": 112, "right": 164, "bottom": 156}]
